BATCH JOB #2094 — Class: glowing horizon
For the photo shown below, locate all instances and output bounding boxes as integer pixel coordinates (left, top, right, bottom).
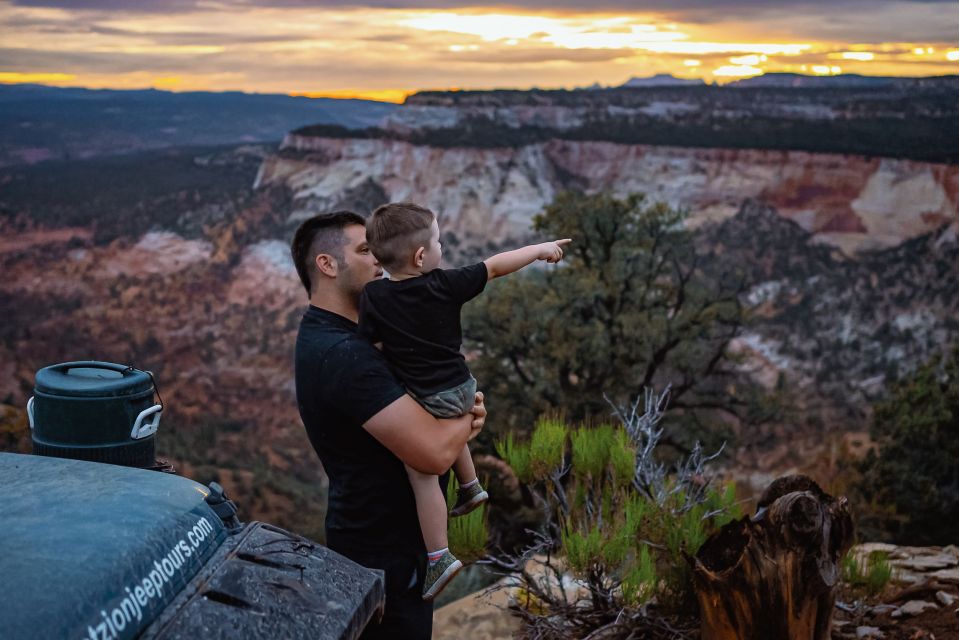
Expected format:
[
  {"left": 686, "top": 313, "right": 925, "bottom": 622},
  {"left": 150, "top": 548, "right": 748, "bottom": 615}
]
[{"left": 0, "top": 3, "right": 956, "bottom": 101}]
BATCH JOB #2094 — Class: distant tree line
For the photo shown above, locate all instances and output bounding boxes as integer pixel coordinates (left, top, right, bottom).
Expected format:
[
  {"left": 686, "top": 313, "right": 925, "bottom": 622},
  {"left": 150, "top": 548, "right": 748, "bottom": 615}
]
[{"left": 291, "top": 114, "right": 959, "bottom": 163}]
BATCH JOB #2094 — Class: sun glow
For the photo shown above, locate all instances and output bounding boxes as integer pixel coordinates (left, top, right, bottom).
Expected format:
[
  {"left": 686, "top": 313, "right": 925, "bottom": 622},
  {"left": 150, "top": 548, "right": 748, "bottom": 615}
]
[
  {"left": 729, "top": 54, "right": 767, "bottom": 65},
  {"left": 400, "top": 13, "right": 565, "bottom": 41},
  {"left": 294, "top": 89, "right": 414, "bottom": 103},
  {"left": 712, "top": 65, "right": 764, "bottom": 77},
  {"left": 0, "top": 72, "right": 76, "bottom": 84},
  {"left": 0, "top": 2, "right": 955, "bottom": 96},
  {"left": 811, "top": 65, "right": 842, "bottom": 75},
  {"left": 400, "top": 11, "right": 807, "bottom": 55}
]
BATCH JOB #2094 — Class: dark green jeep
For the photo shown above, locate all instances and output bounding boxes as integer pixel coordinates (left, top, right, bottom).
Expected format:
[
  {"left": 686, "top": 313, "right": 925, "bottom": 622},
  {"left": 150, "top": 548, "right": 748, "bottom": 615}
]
[{"left": 1, "top": 361, "right": 384, "bottom": 639}]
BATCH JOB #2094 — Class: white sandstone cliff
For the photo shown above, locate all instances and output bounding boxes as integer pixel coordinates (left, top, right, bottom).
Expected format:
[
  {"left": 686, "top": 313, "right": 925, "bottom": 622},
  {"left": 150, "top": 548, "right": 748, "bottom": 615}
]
[{"left": 257, "top": 135, "right": 959, "bottom": 253}]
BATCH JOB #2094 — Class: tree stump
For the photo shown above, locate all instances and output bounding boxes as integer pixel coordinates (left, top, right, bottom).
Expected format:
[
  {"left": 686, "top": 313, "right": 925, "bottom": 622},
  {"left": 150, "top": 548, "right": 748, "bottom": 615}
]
[{"left": 691, "top": 475, "right": 854, "bottom": 640}]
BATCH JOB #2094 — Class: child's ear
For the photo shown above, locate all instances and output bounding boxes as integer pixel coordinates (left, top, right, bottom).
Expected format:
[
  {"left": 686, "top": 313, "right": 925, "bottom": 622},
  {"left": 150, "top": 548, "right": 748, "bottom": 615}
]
[{"left": 414, "top": 246, "right": 425, "bottom": 268}]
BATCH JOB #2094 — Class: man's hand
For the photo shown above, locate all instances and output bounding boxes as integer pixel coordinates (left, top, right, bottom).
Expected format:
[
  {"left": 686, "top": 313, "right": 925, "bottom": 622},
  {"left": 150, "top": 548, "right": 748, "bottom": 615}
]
[
  {"left": 537, "top": 238, "right": 572, "bottom": 263},
  {"left": 364, "top": 395, "right": 475, "bottom": 475},
  {"left": 468, "top": 391, "right": 486, "bottom": 440}
]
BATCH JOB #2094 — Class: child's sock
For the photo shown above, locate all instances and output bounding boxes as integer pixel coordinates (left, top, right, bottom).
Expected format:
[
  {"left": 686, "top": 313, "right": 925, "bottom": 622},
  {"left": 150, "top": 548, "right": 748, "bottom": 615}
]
[
  {"left": 427, "top": 548, "right": 448, "bottom": 566},
  {"left": 460, "top": 478, "right": 479, "bottom": 490}
]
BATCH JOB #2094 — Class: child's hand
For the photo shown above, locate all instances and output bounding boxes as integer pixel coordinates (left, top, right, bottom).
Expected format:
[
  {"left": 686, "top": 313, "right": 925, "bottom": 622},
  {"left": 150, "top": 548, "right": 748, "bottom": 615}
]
[{"left": 537, "top": 239, "right": 572, "bottom": 263}]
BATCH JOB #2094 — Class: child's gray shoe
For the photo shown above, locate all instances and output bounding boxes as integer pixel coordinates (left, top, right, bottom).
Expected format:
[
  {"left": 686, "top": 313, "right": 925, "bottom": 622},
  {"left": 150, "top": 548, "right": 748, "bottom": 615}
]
[
  {"left": 422, "top": 550, "right": 463, "bottom": 601},
  {"left": 450, "top": 482, "right": 489, "bottom": 518}
]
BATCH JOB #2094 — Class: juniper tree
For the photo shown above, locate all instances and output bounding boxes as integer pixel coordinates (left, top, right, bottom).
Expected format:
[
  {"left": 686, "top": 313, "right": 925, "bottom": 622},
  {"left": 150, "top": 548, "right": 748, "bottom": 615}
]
[
  {"left": 856, "top": 345, "right": 959, "bottom": 544},
  {"left": 464, "top": 191, "right": 751, "bottom": 445}
]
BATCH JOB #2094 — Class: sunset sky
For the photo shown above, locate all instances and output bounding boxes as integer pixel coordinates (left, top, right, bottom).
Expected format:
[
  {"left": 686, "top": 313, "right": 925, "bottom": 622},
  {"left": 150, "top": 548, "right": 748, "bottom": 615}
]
[{"left": 1, "top": 0, "right": 958, "bottom": 102}]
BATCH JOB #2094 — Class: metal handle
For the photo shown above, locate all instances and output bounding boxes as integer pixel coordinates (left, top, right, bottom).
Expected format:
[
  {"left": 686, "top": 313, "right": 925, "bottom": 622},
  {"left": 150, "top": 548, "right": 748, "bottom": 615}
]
[
  {"left": 26, "top": 396, "right": 35, "bottom": 430},
  {"left": 131, "top": 404, "right": 162, "bottom": 439}
]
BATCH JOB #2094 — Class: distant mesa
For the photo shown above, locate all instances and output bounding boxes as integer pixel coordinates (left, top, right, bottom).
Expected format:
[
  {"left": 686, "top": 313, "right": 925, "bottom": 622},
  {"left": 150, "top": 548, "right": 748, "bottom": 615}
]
[
  {"left": 619, "top": 74, "right": 705, "bottom": 88},
  {"left": 731, "top": 72, "right": 959, "bottom": 88}
]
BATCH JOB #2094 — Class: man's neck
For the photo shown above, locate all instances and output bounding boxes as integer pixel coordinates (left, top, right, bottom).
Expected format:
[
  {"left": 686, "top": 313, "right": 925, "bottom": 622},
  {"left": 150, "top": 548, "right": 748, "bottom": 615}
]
[{"left": 309, "top": 290, "right": 359, "bottom": 323}]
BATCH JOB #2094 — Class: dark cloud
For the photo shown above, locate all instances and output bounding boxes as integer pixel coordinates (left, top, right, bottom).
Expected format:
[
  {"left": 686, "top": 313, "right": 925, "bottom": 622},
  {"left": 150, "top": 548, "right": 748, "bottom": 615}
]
[
  {"left": 10, "top": 0, "right": 959, "bottom": 45},
  {"left": 10, "top": 0, "right": 959, "bottom": 13},
  {"left": 86, "top": 24, "right": 297, "bottom": 45},
  {"left": 0, "top": 46, "right": 178, "bottom": 73},
  {"left": 10, "top": 0, "right": 202, "bottom": 11}
]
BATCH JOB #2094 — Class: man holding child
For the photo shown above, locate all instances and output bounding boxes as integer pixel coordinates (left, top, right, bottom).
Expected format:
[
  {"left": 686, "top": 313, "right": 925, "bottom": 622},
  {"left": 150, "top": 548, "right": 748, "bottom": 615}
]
[
  {"left": 291, "top": 206, "right": 567, "bottom": 638},
  {"left": 290, "top": 211, "right": 485, "bottom": 639}
]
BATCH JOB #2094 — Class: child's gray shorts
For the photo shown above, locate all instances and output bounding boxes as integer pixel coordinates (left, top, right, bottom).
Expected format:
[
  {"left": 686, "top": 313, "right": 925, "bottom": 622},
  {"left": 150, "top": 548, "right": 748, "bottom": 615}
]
[{"left": 413, "top": 376, "right": 477, "bottom": 419}]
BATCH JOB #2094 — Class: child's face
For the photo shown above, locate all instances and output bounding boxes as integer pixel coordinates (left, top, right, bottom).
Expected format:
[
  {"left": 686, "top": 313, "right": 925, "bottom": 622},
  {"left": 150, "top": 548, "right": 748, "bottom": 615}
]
[{"left": 420, "top": 218, "right": 443, "bottom": 272}]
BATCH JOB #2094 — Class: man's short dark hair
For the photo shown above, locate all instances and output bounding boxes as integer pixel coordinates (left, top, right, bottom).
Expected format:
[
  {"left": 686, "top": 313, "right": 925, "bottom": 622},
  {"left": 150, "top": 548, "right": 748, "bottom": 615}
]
[
  {"left": 366, "top": 202, "right": 435, "bottom": 272},
  {"left": 290, "top": 211, "right": 366, "bottom": 295}
]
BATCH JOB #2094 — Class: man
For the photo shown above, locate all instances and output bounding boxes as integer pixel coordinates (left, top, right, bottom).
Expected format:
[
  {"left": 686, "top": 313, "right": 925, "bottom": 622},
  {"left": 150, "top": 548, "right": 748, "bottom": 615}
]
[{"left": 290, "top": 211, "right": 486, "bottom": 639}]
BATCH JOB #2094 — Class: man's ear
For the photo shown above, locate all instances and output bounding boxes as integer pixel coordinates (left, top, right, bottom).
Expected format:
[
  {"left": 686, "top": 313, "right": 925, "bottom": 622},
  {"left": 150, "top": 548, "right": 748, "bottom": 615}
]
[
  {"left": 315, "top": 253, "right": 338, "bottom": 277},
  {"left": 413, "top": 246, "right": 425, "bottom": 268}
]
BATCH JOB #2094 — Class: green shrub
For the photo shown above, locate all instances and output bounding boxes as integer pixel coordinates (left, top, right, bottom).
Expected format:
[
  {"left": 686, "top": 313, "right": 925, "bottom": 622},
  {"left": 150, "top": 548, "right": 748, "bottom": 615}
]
[
  {"left": 446, "top": 478, "right": 489, "bottom": 564},
  {"left": 842, "top": 551, "right": 893, "bottom": 596},
  {"left": 621, "top": 545, "right": 657, "bottom": 606},
  {"left": 495, "top": 415, "right": 737, "bottom": 615},
  {"left": 496, "top": 432, "right": 532, "bottom": 484},
  {"left": 529, "top": 416, "right": 567, "bottom": 480},
  {"left": 856, "top": 346, "right": 959, "bottom": 544}
]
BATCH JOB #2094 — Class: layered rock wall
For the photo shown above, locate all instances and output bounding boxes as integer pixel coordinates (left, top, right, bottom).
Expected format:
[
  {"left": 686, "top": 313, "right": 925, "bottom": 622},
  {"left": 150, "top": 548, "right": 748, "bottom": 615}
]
[{"left": 259, "top": 135, "right": 959, "bottom": 253}]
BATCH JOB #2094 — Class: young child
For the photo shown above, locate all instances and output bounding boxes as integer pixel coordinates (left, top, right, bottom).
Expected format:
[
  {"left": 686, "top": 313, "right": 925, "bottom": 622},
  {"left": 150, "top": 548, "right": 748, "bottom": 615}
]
[{"left": 359, "top": 201, "right": 570, "bottom": 600}]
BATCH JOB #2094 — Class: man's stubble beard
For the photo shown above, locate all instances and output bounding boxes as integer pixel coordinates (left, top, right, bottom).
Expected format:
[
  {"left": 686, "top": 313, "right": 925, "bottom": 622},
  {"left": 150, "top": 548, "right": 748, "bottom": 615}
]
[{"left": 337, "top": 260, "right": 368, "bottom": 306}]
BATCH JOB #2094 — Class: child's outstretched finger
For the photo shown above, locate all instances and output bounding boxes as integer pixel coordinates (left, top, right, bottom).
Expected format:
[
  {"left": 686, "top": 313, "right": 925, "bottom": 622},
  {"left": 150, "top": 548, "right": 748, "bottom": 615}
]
[{"left": 555, "top": 238, "right": 572, "bottom": 246}]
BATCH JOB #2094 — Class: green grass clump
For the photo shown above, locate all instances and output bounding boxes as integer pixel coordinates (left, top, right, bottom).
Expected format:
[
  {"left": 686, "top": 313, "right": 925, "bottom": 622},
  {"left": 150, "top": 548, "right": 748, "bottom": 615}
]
[
  {"left": 529, "top": 416, "right": 568, "bottom": 480},
  {"left": 446, "top": 478, "right": 489, "bottom": 564},
  {"left": 621, "top": 545, "right": 657, "bottom": 606},
  {"left": 562, "top": 524, "right": 604, "bottom": 575},
  {"left": 570, "top": 424, "right": 636, "bottom": 488},
  {"left": 496, "top": 432, "right": 533, "bottom": 483},
  {"left": 571, "top": 424, "right": 613, "bottom": 480},
  {"left": 842, "top": 551, "right": 893, "bottom": 596}
]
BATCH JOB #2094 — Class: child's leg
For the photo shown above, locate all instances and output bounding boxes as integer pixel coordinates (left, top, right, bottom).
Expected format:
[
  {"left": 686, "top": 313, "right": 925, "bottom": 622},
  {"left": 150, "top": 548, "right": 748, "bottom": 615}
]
[
  {"left": 449, "top": 443, "right": 489, "bottom": 518},
  {"left": 451, "top": 443, "right": 477, "bottom": 486},
  {"left": 404, "top": 464, "right": 448, "bottom": 552}
]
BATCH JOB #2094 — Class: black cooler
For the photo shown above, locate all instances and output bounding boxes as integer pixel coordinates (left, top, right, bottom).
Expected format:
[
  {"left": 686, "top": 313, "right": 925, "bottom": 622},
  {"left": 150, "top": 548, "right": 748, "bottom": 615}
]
[{"left": 28, "top": 360, "right": 162, "bottom": 467}]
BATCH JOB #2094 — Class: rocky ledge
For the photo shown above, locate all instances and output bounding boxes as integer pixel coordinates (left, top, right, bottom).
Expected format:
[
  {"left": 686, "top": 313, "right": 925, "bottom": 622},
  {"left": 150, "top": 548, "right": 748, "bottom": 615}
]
[
  {"left": 434, "top": 543, "right": 959, "bottom": 640},
  {"left": 834, "top": 543, "right": 959, "bottom": 640}
]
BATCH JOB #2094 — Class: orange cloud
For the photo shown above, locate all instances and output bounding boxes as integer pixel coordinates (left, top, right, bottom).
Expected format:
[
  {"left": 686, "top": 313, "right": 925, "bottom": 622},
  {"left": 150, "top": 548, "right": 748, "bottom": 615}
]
[
  {"left": 294, "top": 88, "right": 413, "bottom": 103},
  {"left": 0, "top": 3, "right": 956, "bottom": 95},
  {"left": 0, "top": 72, "right": 75, "bottom": 84}
]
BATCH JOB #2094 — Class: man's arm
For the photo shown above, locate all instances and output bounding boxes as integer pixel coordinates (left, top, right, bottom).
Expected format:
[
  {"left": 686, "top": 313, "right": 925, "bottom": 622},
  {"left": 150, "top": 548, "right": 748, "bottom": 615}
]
[
  {"left": 484, "top": 239, "right": 571, "bottom": 280},
  {"left": 363, "top": 393, "right": 485, "bottom": 475}
]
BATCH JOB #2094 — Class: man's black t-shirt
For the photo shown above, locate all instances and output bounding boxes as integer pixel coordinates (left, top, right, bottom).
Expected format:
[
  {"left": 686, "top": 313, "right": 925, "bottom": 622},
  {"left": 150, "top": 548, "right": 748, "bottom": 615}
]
[
  {"left": 358, "top": 263, "right": 488, "bottom": 397},
  {"left": 294, "top": 305, "right": 424, "bottom": 553}
]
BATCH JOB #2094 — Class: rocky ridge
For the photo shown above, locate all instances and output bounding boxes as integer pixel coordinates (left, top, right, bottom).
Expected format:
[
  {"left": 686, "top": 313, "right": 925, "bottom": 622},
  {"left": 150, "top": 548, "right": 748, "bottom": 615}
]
[
  {"left": 260, "top": 135, "right": 959, "bottom": 256},
  {"left": 706, "top": 202, "right": 959, "bottom": 403}
]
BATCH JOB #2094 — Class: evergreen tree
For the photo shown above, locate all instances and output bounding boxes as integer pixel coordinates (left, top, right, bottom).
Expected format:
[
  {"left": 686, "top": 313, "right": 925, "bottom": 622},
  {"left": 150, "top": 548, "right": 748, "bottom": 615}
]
[
  {"left": 465, "top": 192, "right": 749, "bottom": 441},
  {"left": 857, "top": 346, "right": 959, "bottom": 544}
]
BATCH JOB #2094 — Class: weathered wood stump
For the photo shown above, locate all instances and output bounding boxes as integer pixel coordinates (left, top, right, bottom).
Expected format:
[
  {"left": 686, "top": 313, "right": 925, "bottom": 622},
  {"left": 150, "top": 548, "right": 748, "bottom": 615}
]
[{"left": 691, "top": 475, "right": 854, "bottom": 640}]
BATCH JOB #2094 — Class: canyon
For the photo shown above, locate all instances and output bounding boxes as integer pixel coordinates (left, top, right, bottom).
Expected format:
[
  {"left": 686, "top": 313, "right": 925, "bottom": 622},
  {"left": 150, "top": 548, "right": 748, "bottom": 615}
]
[
  {"left": 2, "top": 82, "right": 957, "bottom": 536},
  {"left": 261, "top": 134, "right": 959, "bottom": 255}
]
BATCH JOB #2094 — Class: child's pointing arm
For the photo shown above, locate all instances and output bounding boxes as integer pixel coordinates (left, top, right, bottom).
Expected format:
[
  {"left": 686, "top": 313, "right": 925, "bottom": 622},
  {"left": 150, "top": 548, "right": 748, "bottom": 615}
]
[{"left": 483, "top": 238, "right": 572, "bottom": 280}]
